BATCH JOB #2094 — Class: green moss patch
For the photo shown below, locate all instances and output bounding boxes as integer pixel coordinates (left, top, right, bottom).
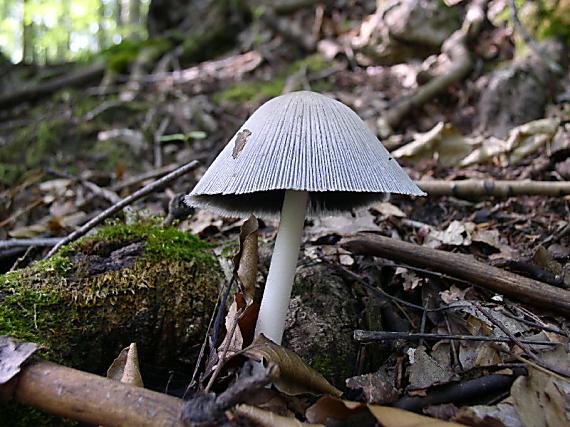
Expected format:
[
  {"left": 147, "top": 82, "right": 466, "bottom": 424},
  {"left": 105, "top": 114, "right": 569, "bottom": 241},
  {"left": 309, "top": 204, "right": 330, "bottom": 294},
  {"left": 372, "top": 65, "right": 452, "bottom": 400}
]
[{"left": 0, "top": 223, "right": 221, "bottom": 374}]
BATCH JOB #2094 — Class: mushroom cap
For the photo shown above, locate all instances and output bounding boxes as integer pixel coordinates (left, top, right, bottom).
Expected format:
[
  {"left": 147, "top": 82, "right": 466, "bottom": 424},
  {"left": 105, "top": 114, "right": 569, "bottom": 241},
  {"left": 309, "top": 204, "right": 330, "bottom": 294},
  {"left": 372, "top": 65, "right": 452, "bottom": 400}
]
[{"left": 186, "top": 91, "right": 425, "bottom": 218}]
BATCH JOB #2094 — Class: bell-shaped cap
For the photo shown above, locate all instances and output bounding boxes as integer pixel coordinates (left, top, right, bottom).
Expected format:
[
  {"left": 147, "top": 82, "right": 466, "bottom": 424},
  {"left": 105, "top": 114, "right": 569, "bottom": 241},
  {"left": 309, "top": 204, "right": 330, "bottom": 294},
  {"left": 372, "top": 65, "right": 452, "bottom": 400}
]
[{"left": 186, "top": 91, "right": 425, "bottom": 217}]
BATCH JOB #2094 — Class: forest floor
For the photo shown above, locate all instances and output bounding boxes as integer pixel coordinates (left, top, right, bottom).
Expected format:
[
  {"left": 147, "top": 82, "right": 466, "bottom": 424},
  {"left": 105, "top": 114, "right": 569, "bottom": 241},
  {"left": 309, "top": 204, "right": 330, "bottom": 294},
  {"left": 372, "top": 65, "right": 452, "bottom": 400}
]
[{"left": 0, "top": 1, "right": 569, "bottom": 426}]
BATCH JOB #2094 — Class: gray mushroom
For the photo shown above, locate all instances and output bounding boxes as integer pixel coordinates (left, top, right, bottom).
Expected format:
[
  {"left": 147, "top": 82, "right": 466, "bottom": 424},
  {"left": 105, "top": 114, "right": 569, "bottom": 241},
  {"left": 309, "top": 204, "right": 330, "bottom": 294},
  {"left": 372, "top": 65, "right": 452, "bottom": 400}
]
[{"left": 185, "top": 91, "right": 425, "bottom": 345}]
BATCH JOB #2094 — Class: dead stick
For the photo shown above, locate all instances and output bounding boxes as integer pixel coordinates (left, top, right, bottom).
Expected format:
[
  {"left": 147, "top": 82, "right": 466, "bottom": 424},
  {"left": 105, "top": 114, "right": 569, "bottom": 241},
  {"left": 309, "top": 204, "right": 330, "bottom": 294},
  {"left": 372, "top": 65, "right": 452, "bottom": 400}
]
[
  {"left": 342, "top": 234, "right": 570, "bottom": 315},
  {"left": 416, "top": 180, "right": 570, "bottom": 198},
  {"left": 45, "top": 160, "right": 199, "bottom": 258},
  {"left": 354, "top": 330, "right": 557, "bottom": 346},
  {"left": 393, "top": 372, "right": 522, "bottom": 412},
  {"left": 0, "top": 359, "right": 185, "bottom": 426},
  {"left": 0, "top": 238, "right": 62, "bottom": 249}
]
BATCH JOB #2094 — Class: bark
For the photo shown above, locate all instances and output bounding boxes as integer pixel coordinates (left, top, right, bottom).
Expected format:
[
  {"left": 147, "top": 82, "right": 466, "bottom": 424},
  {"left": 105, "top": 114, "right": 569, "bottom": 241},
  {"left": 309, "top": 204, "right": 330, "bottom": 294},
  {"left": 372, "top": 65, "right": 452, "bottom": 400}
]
[
  {"left": 0, "top": 359, "right": 185, "bottom": 426},
  {"left": 343, "top": 235, "right": 570, "bottom": 315},
  {"left": 416, "top": 180, "right": 570, "bottom": 198}
]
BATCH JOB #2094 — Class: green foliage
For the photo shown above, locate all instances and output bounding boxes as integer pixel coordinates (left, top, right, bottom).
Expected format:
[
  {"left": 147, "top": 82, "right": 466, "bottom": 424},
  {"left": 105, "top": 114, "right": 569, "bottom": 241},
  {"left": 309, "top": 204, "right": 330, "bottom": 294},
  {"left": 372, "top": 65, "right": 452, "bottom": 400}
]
[
  {"left": 0, "top": 0, "right": 150, "bottom": 64},
  {"left": 101, "top": 38, "right": 171, "bottom": 73}
]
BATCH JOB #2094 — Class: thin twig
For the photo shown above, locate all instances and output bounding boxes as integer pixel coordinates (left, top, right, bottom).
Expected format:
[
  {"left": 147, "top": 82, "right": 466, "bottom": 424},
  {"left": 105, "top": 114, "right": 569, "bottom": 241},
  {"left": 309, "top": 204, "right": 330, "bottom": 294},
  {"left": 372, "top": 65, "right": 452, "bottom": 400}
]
[
  {"left": 46, "top": 167, "right": 120, "bottom": 204},
  {"left": 476, "top": 303, "right": 570, "bottom": 379},
  {"left": 205, "top": 306, "right": 246, "bottom": 393},
  {"left": 354, "top": 330, "right": 558, "bottom": 346},
  {"left": 45, "top": 160, "right": 199, "bottom": 258}
]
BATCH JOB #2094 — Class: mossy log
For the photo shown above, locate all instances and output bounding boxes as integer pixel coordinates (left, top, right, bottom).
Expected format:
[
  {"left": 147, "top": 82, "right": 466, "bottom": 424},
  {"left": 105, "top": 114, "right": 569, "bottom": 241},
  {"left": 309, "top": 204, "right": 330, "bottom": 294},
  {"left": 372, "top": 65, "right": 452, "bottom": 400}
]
[{"left": 0, "top": 223, "right": 223, "bottom": 381}]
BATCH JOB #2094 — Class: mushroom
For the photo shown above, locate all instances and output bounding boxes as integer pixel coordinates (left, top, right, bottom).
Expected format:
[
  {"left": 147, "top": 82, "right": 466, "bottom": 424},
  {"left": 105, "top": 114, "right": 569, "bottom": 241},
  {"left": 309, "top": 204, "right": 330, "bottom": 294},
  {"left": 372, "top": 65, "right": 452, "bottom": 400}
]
[{"left": 185, "top": 91, "right": 425, "bottom": 345}]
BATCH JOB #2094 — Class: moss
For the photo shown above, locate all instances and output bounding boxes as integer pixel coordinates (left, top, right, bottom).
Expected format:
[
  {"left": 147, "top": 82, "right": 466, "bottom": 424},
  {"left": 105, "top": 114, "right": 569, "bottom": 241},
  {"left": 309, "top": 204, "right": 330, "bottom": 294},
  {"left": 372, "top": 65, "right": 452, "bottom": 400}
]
[
  {"left": 0, "top": 222, "right": 220, "bottom": 372},
  {"left": 213, "top": 53, "right": 330, "bottom": 104},
  {"left": 101, "top": 39, "right": 172, "bottom": 73},
  {"left": 75, "top": 221, "right": 215, "bottom": 266},
  {"left": 214, "top": 78, "right": 286, "bottom": 103},
  {"left": 286, "top": 53, "right": 328, "bottom": 75}
]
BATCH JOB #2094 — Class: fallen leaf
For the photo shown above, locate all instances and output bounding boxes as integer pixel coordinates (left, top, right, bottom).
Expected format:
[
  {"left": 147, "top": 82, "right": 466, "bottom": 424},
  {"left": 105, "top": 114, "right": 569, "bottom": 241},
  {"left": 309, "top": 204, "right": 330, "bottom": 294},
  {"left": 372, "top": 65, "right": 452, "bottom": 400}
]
[
  {"left": 511, "top": 347, "right": 570, "bottom": 427},
  {"left": 306, "top": 396, "right": 465, "bottom": 426},
  {"left": 370, "top": 202, "right": 407, "bottom": 218},
  {"left": 454, "top": 402, "right": 523, "bottom": 427},
  {"left": 241, "top": 335, "right": 342, "bottom": 397},
  {"left": 392, "top": 122, "right": 473, "bottom": 167},
  {"left": 408, "top": 346, "right": 455, "bottom": 390},
  {"left": 107, "top": 343, "right": 143, "bottom": 387},
  {"left": 346, "top": 368, "right": 399, "bottom": 404},
  {"left": 426, "top": 220, "right": 475, "bottom": 248},
  {"left": 234, "top": 404, "right": 323, "bottom": 427},
  {"left": 233, "top": 215, "right": 259, "bottom": 301},
  {"left": 0, "top": 336, "right": 39, "bottom": 385}
]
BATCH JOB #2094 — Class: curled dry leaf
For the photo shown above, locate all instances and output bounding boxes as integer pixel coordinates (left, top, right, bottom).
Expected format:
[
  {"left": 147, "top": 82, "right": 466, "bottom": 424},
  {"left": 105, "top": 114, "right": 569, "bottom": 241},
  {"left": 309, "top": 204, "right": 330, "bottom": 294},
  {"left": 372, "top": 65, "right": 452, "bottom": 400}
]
[
  {"left": 306, "top": 396, "right": 465, "bottom": 426},
  {"left": 106, "top": 343, "right": 144, "bottom": 388},
  {"left": 233, "top": 215, "right": 259, "bottom": 301},
  {"left": 241, "top": 335, "right": 342, "bottom": 397},
  {"left": 0, "top": 336, "right": 38, "bottom": 384}
]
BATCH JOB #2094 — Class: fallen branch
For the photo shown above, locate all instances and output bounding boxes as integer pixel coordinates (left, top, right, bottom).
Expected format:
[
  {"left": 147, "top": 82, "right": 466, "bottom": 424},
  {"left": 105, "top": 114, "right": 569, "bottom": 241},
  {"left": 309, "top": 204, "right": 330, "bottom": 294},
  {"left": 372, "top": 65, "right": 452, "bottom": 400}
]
[
  {"left": 0, "top": 359, "right": 185, "bottom": 426},
  {"left": 0, "top": 63, "right": 105, "bottom": 110},
  {"left": 353, "top": 330, "right": 557, "bottom": 346},
  {"left": 394, "top": 371, "right": 522, "bottom": 412},
  {"left": 45, "top": 160, "right": 199, "bottom": 258},
  {"left": 381, "top": 0, "right": 488, "bottom": 130},
  {"left": 0, "top": 238, "right": 62, "bottom": 250},
  {"left": 342, "top": 234, "right": 570, "bottom": 315},
  {"left": 147, "top": 51, "right": 263, "bottom": 88},
  {"left": 416, "top": 180, "right": 570, "bottom": 198}
]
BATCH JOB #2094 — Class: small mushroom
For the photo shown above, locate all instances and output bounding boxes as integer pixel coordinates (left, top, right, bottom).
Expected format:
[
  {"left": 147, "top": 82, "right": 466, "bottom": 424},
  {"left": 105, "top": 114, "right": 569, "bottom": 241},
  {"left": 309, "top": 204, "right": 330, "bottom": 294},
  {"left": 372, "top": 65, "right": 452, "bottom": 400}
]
[{"left": 185, "top": 91, "right": 425, "bottom": 344}]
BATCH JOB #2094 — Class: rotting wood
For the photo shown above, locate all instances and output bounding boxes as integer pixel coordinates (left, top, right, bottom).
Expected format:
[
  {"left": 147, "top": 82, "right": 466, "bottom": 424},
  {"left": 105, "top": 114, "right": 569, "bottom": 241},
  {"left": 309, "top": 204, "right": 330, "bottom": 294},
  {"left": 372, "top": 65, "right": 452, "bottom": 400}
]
[
  {"left": 342, "top": 234, "right": 570, "bottom": 315},
  {"left": 416, "top": 180, "right": 570, "bottom": 198},
  {"left": 0, "top": 359, "right": 185, "bottom": 427}
]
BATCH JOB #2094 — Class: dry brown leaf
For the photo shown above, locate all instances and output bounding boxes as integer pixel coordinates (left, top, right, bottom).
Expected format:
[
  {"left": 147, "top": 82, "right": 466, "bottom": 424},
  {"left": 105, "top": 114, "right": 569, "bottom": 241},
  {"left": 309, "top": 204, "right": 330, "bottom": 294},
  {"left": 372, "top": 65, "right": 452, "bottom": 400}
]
[
  {"left": 407, "top": 346, "right": 454, "bottom": 390},
  {"left": 392, "top": 122, "right": 472, "bottom": 167},
  {"left": 425, "top": 221, "right": 475, "bottom": 248},
  {"left": 8, "top": 223, "right": 50, "bottom": 238},
  {"left": 106, "top": 343, "right": 144, "bottom": 387},
  {"left": 345, "top": 368, "right": 399, "bottom": 404},
  {"left": 234, "top": 404, "right": 323, "bottom": 427},
  {"left": 461, "top": 118, "right": 560, "bottom": 166},
  {"left": 511, "top": 347, "right": 570, "bottom": 427},
  {"left": 233, "top": 215, "right": 259, "bottom": 301},
  {"left": 241, "top": 335, "right": 342, "bottom": 397},
  {"left": 306, "top": 396, "right": 465, "bottom": 426},
  {"left": 0, "top": 336, "right": 39, "bottom": 384},
  {"left": 370, "top": 202, "right": 407, "bottom": 218},
  {"left": 454, "top": 402, "right": 523, "bottom": 427}
]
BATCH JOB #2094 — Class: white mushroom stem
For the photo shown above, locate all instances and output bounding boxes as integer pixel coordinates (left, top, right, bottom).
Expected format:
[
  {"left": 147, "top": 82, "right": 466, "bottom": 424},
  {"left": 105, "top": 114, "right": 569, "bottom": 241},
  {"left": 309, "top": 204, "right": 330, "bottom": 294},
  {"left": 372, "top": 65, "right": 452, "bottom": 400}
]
[{"left": 255, "top": 189, "right": 309, "bottom": 345}]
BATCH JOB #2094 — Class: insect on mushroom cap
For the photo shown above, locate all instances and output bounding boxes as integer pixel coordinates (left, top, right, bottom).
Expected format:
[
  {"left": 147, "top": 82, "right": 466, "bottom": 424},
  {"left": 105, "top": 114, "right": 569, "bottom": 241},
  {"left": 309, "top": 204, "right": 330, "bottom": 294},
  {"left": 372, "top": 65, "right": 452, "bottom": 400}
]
[{"left": 185, "top": 91, "right": 425, "bottom": 218}]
